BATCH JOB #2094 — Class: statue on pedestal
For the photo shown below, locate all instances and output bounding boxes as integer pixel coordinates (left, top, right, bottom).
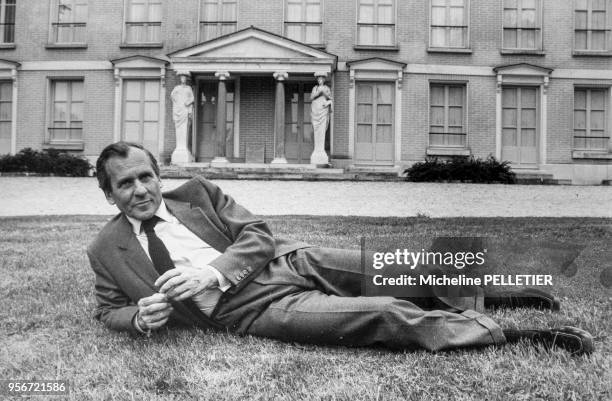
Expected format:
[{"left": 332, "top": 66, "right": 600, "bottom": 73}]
[
  {"left": 310, "top": 73, "right": 332, "bottom": 166},
  {"left": 171, "top": 73, "right": 194, "bottom": 164}
]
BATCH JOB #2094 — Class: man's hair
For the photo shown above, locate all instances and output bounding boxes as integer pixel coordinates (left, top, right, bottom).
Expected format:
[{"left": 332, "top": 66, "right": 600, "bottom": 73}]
[{"left": 96, "top": 141, "right": 160, "bottom": 194}]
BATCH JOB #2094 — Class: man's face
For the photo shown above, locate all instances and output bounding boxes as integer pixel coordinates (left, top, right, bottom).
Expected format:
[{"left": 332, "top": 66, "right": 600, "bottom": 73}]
[{"left": 104, "top": 148, "right": 162, "bottom": 221}]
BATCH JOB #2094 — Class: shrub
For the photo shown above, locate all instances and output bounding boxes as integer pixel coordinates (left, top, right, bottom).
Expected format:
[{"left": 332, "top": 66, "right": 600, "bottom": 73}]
[
  {"left": 404, "top": 155, "right": 516, "bottom": 184},
  {"left": 0, "top": 148, "right": 92, "bottom": 176}
]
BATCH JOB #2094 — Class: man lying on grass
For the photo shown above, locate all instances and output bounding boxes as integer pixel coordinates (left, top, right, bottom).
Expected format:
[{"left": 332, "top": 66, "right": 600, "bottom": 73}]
[{"left": 87, "top": 141, "right": 594, "bottom": 356}]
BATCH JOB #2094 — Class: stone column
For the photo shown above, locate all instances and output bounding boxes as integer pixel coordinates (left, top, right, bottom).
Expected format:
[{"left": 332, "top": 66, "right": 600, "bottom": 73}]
[
  {"left": 271, "top": 71, "right": 288, "bottom": 164},
  {"left": 212, "top": 71, "right": 230, "bottom": 164}
]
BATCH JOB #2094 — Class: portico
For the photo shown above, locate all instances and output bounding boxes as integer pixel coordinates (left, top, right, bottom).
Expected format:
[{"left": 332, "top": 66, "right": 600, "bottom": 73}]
[{"left": 168, "top": 27, "right": 337, "bottom": 166}]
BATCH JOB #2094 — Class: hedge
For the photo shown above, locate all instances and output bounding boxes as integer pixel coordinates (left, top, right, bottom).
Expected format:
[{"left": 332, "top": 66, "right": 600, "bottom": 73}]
[{"left": 0, "top": 148, "right": 92, "bottom": 177}]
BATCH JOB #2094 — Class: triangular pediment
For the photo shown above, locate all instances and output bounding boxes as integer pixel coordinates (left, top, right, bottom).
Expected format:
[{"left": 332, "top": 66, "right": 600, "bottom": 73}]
[
  {"left": 168, "top": 26, "right": 336, "bottom": 61},
  {"left": 493, "top": 63, "right": 553, "bottom": 76},
  {"left": 111, "top": 55, "right": 168, "bottom": 69},
  {"left": 0, "top": 58, "right": 20, "bottom": 69},
  {"left": 347, "top": 57, "right": 406, "bottom": 71}
]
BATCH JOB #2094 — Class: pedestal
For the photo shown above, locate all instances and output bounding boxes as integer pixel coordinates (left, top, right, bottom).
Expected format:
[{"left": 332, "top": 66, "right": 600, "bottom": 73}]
[
  {"left": 310, "top": 149, "right": 329, "bottom": 166},
  {"left": 171, "top": 147, "right": 193, "bottom": 164}
]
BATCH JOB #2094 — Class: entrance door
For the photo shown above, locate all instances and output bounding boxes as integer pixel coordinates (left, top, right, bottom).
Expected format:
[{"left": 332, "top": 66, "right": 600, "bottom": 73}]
[
  {"left": 195, "top": 80, "right": 234, "bottom": 162},
  {"left": 0, "top": 81, "right": 12, "bottom": 154},
  {"left": 285, "top": 82, "right": 314, "bottom": 164},
  {"left": 355, "top": 82, "right": 394, "bottom": 165},
  {"left": 502, "top": 87, "right": 538, "bottom": 166}
]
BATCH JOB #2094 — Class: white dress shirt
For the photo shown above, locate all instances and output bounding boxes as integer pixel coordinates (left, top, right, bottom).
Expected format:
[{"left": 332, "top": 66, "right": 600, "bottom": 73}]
[{"left": 126, "top": 200, "right": 231, "bottom": 317}]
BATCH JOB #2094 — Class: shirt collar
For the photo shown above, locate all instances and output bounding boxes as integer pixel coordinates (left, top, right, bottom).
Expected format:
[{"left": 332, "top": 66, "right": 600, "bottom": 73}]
[{"left": 126, "top": 200, "right": 174, "bottom": 235}]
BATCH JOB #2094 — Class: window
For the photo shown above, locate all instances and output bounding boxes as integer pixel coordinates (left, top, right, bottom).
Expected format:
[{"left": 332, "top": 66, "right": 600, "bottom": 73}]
[
  {"left": 430, "top": 0, "right": 469, "bottom": 48},
  {"left": 122, "top": 80, "right": 160, "bottom": 152},
  {"left": 0, "top": 0, "right": 15, "bottom": 44},
  {"left": 430, "top": 84, "right": 466, "bottom": 147},
  {"left": 357, "top": 0, "right": 395, "bottom": 47},
  {"left": 285, "top": 0, "right": 322, "bottom": 45},
  {"left": 575, "top": 0, "right": 610, "bottom": 51},
  {"left": 51, "top": 0, "right": 87, "bottom": 44},
  {"left": 199, "top": 0, "right": 236, "bottom": 41},
  {"left": 574, "top": 88, "right": 609, "bottom": 150},
  {"left": 503, "top": 0, "right": 542, "bottom": 50},
  {"left": 124, "top": 0, "right": 161, "bottom": 44},
  {"left": 0, "top": 81, "right": 11, "bottom": 154},
  {"left": 49, "top": 80, "right": 83, "bottom": 144},
  {"left": 355, "top": 82, "right": 395, "bottom": 163}
]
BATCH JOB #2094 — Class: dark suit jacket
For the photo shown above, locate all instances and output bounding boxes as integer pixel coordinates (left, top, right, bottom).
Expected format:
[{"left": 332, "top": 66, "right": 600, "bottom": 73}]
[{"left": 87, "top": 176, "right": 309, "bottom": 334}]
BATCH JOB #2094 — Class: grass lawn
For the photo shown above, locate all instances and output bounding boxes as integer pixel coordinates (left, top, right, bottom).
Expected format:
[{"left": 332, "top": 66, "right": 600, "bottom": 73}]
[{"left": 1, "top": 215, "right": 611, "bottom": 401}]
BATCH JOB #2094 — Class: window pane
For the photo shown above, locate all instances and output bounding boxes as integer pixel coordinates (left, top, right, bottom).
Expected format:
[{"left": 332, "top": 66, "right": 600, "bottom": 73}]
[
  {"left": 591, "top": 111, "right": 605, "bottom": 129},
  {"left": 504, "top": 29, "right": 517, "bottom": 47},
  {"left": 377, "top": 26, "right": 393, "bottom": 45},
  {"left": 71, "top": 102, "right": 83, "bottom": 121},
  {"left": 357, "top": 104, "right": 373, "bottom": 122},
  {"left": 128, "top": 2, "right": 146, "bottom": 21},
  {"left": 0, "top": 83, "right": 11, "bottom": 101},
  {"left": 521, "top": 30, "right": 536, "bottom": 48},
  {"left": 54, "top": 102, "right": 67, "bottom": 122},
  {"left": 504, "top": 9, "right": 517, "bottom": 27},
  {"left": 521, "top": 88, "right": 537, "bottom": 107},
  {"left": 287, "top": 4, "right": 301, "bottom": 21},
  {"left": 305, "top": 4, "right": 321, "bottom": 22},
  {"left": 221, "top": 23, "right": 235, "bottom": 35},
  {"left": 357, "top": 125, "right": 372, "bottom": 142},
  {"left": 431, "top": 27, "right": 446, "bottom": 47},
  {"left": 305, "top": 25, "right": 321, "bottom": 43},
  {"left": 125, "top": 81, "right": 141, "bottom": 101},
  {"left": 358, "top": 4, "right": 374, "bottom": 23},
  {"left": 502, "top": 128, "right": 517, "bottom": 146},
  {"left": 376, "top": 125, "right": 392, "bottom": 143},
  {"left": 575, "top": 0, "right": 588, "bottom": 9},
  {"left": 591, "top": 90, "right": 605, "bottom": 109},
  {"left": 222, "top": 2, "right": 236, "bottom": 20},
  {"left": 378, "top": 5, "right": 393, "bottom": 24},
  {"left": 71, "top": 81, "right": 83, "bottom": 102},
  {"left": 74, "top": 4, "right": 88, "bottom": 21},
  {"left": 144, "top": 81, "right": 159, "bottom": 101},
  {"left": 0, "top": 103, "right": 10, "bottom": 120},
  {"left": 377, "top": 105, "right": 392, "bottom": 124},
  {"left": 448, "top": 87, "right": 463, "bottom": 105},
  {"left": 149, "top": 3, "right": 162, "bottom": 21},
  {"left": 591, "top": 32, "right": 606, "bottom": 50},
  {"left": 432, "top": 7, "right": 446, "bottom": 25},
  {"left": 522, "top": 0, "right": 536, "bottom": 8},
  {"left": 124, "top": 122, "right": 140, "bottom": 142},
  {"left": 54, "top": 82, "right": 68, "bottom": 101},
  {"left": 449, "top": 107, "right": 463, "bottom": 126},
  {"left": 575, "top": 11, "right": 587, "bottom": 29},
  {"left": 377, "top": 84, "right": 392, "bottom": 103},
  {"left": 144, "top": 102, "right": 158, "bottom": 121},
  {"left": 125, "top": 102, "right": 140, "bottom": 121},
  {"left": 574, "top": 110, "right": 586, "bottom": 129},
  {"left": 593, "top": 0, "right": 607, "bottom": 11},
  {"left": 521, "top": 129, "right": 536, "bottom": 146},
  {"left": 358, "top": 26, "right": 374, "bottom": 45},
  {"left": 430, "top": 106, "right": 445, "bottom": 125},
  {"left": 503, "top": 110, "right": 517, "bottom": 127},
  {"left": 430, "top": 86, "right": 445, "bottom": 105},
  {"left": 286, "top": 24, "right": 301, "bottom": 41},
  {"left": 450, "top": 0, "right": 464, "bottom": 6},
  {"left": 449, "top": 27, "right": 465, "bottom": 47},
  {"left": 449, "top": 7, "right": 464, "bottom": 25},
  {"left": 521, "top": 110, "right": 536, "bottom": 127},
  {"left": 357, "top": 84, "right": 373, "bottom": 103},
  {"left": 575, "top": 31, "right": 587, "bottom": 49},
  {"left": 521, "top": 9, "right": 536, "bottom": 28},
  {"left": 202, "top": 3, "right": 218, "bottom": 21},
  {"left": 593, "top": 11, "right": 606, "bottom": 29},
  {"left": 574, "top": 90, "right": 587, "bottom": 109},
  {"left": 502, "top": 88, "right": 517, "bottom": 107}
]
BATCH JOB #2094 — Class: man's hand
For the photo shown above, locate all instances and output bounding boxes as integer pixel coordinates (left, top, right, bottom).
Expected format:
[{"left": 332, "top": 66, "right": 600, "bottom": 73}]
[
  {"left": 154, "top": 266, "right": 219, "bottom": 301},
  {"left": 136, "top": 293, "right": 173, "bottom": 331}
]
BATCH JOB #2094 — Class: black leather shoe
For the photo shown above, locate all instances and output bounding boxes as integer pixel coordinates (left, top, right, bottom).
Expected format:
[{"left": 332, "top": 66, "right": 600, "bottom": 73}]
[
  {"left": 485, "top": 288, "right": 561, "bottom": 311},
  {"left": 503, "top": 326, "right": 594, "bottom": 356}
]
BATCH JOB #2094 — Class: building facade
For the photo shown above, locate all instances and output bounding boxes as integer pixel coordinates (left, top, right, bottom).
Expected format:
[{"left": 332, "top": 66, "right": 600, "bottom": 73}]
[{"left": 0, "top": 0, "right": 611, "bottom": 183}]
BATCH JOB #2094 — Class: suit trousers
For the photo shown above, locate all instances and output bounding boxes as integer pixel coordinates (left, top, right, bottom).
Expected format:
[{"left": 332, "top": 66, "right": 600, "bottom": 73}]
[{"left": 212, "top": 247, "right": 506, "bottom": 352}]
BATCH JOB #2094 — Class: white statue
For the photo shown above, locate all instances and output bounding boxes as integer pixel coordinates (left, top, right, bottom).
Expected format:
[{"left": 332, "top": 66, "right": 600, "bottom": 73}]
[
  {"left": 171, "top": 73, "right": 194, "bottom": 164},
  {"left": 310, "top": 74, "right": 332, "bottom": 165}
]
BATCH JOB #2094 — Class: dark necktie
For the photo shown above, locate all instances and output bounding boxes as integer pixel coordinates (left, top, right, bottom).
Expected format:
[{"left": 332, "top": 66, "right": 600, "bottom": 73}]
[
  {"left": 141, "top": 216, "right": 173, "bottom": 275},
  {"left": 140, "top": 216, "right": 222, "bottom": 329}
]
